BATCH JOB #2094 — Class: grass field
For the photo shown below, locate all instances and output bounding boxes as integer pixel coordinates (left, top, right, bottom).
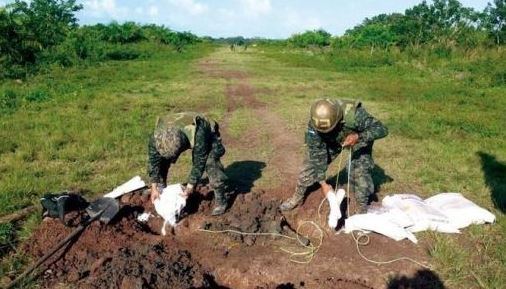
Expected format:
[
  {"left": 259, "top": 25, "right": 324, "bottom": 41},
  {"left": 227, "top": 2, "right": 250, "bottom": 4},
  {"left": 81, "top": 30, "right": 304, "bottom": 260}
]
[{"left": 1, "top": 44, "right": 505, "bottom": 288}]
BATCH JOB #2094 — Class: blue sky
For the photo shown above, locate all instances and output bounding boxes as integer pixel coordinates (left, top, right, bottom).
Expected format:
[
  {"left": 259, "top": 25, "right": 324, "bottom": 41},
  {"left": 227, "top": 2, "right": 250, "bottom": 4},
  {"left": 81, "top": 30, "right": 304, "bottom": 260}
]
[{"left": 1, "top": 0, "right": 492, "bottom": 38}]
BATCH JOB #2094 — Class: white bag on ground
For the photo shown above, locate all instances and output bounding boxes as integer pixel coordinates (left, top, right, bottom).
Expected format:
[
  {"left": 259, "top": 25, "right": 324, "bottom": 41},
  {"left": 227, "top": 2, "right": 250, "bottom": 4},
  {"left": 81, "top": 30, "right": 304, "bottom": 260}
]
[
  {"left": 368, "top": 206, "right": 415, "bottom": 229},
  {"left": 382, "top": 194, "right": 459, "bottom": 233},
  {"left": 104, "top": 176, "right": 146, "bottom": 199},
  {"left": 425, "top": 193, "right": 496, "bottom": 229},
  {"left": 154, "top": 184, "right": 186, "bottom": 235},
  {"left": 344, "top": 213, "right": 418, "bottom": 243}
]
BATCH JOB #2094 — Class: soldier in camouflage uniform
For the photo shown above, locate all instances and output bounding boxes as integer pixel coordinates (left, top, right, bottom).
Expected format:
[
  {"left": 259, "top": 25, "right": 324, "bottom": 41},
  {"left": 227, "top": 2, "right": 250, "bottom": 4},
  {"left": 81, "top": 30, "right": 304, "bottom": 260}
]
[
  {"left": 279, "top": 99, "right": 388, "bottom": 213},
  {"left": 148, "top": 112, "right": 231, "bottom": 216}
]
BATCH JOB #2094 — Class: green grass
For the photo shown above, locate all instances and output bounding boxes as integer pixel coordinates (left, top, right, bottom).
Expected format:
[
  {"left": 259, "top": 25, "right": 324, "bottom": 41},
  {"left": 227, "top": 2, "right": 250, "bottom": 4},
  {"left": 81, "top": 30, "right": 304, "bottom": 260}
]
[
  {"left": 1, "top": 43, "right": 505, "bottom": 289},
  {"left": 0, "top": 43, "right": 220, "bottom": 216}
]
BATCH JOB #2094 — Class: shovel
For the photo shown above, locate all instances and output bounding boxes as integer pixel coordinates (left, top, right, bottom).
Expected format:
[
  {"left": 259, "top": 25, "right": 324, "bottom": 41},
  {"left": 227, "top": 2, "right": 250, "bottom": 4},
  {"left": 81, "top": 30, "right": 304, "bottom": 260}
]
[{"left": 6, "top": 198, "right": 119, "bottom": 289}]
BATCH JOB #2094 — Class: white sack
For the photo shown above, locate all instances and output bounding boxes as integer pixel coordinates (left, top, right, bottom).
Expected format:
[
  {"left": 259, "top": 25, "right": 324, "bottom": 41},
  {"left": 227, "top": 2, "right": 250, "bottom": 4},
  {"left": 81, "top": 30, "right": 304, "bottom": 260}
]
[
  {"left": 104, "top": 176, "right": 146, "bottom": 199},
  {"left": 368, "top": 206, "right": 415, "bottom": 229},
  {"left": 154, "top": 184, "right": 186, "bottom": 235},
  {"left": 327, "top": 189, "right": 346, "bottom": 228},
  {"left": 344, "top": 213, "right": 418, "bottom": 243},
  {"left": 425, "top": 193, "right": 496, "bottom": 229},
  {"left": 382, "top": 194, "right": 459, "bottom": 233}
]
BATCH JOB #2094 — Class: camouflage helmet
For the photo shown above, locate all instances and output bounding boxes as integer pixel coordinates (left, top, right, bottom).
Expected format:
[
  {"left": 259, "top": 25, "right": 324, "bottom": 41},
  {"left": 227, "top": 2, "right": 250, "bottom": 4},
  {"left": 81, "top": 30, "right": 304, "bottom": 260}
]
[
  {"left": 153, "top": 127, "right": 188, "bottom": 159},
  {"left": 310, "top": 99, "right": 343, "bottom": 133}
]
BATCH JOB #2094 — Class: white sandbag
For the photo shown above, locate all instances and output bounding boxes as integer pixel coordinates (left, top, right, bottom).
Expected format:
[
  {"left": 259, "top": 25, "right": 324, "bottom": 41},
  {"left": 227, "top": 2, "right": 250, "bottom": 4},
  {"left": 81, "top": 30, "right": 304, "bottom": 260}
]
[
  {"left": 326, "top": 189, "right": 346, "bottom": 228},
  {"left": 104, "top": 176, "right": 146, "bottom": 199},
  {"left": 382, "top": 194, "right": 459, "bottom": 233},
  {"left": 368, "top": 206, "right": 415, "bottom": 229},
  {"left": 425, "top": 193, "right": 496, "bottom": 229},
  {"left": 154, "top": 184, "right": 186, "bottom": 235},
  {"left": 344, "top": 213, "right": 418, "bottom": 243}
]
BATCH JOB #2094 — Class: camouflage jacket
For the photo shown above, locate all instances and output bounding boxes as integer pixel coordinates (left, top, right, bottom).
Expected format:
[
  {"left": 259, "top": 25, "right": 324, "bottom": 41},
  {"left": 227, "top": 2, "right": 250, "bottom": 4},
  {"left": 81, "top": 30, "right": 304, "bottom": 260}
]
[
  {"left": 305, "top": 100, "right": 388, "bottom": 181},
  {"left": 148, "top": 112, "right": 220, "bottom": 186}
]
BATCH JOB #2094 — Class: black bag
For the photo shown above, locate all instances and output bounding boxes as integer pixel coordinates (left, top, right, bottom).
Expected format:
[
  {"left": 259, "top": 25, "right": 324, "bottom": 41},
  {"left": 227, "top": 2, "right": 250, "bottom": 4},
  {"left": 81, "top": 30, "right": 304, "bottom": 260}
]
[{"left": 40, "top": 193, "right": 89, "bottom": 224}]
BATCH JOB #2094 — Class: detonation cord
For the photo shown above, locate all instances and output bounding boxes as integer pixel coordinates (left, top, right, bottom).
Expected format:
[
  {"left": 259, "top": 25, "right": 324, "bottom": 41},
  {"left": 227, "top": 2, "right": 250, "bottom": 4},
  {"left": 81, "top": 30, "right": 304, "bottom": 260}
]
[{"left": 197, "top": 220, "right": 323, "bottom": 264}]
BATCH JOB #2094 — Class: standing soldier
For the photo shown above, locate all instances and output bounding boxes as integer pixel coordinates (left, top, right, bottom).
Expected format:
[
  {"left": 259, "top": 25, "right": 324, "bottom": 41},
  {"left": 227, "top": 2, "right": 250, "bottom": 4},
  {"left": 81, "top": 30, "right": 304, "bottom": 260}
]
[
  {"left": 279, "top": 99, "right": 388, "bottom": 214},
  {"left": 148, "top": 112, "right": 231, "bottom": 216}
]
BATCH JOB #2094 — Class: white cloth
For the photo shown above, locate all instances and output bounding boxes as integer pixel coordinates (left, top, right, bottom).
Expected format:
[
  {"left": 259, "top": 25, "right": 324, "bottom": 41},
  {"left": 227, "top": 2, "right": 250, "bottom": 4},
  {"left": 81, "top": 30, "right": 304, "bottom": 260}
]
[
  {"left": 382, "top": 194, "right": 459, "bottom": 233},
  {"left": 425, "top": 193, "right": 496, "bottom": 229},
  {"left": 345, "top": 213, "right": 418, "bottom": 243},
  {"left": 154, "top": 184, "right": 186, "bottom": 235},
  {"left": 344, "top": 193, "right": 495, "bottom": 243}
]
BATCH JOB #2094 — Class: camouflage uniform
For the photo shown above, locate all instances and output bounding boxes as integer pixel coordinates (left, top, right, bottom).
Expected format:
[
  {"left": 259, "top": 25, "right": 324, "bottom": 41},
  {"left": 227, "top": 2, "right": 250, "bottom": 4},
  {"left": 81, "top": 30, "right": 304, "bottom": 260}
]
[
  {"left": 147, "top": 112, "right": 229, "bottom": 205},
  {"left": 286, "top": 100, "right": 388, "bottom": 211}
]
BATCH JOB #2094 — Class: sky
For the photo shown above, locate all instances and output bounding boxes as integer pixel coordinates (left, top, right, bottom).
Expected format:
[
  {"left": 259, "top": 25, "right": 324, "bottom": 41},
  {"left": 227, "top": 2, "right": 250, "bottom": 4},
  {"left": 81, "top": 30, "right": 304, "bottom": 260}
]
[{"left": 0, "top": 0, "right": 493, "bottom": 38}]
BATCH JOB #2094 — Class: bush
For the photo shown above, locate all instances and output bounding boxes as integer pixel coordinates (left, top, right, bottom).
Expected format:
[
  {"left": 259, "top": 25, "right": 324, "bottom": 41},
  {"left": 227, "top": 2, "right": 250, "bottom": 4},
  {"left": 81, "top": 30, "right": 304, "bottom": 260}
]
[
  {"left": 25, "top": 89, "right": 50, "bottom": 102},
  {"left": 105, "top": 48, "right": 141, "bottom": 60},
  {"left": 0, "top": 90, "right": 19, "bottom": 113},
  {"left": 288, "top": 29, "right": 331, "bottom": 48}
]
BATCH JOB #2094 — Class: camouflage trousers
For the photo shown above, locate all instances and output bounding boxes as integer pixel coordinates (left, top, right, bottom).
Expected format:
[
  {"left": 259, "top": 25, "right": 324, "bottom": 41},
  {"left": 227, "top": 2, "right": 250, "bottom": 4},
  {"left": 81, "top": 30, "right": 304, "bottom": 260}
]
[
  {"left": 204, "top": 154, "right": 229, "bottom": 205},
  {"left": 157, "top": 146, "right": 229, "bottom": 205},
  {"left": 295, "top": 150, "right": 375, "bottom": 207}
]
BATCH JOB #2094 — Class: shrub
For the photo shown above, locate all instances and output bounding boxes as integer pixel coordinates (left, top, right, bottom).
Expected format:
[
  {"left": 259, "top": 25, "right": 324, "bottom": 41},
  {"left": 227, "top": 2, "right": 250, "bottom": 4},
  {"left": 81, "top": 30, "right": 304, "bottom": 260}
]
[
  {"left": 288, "top": 29, "right": 331, "bottom": 48},
  {"left": 25, "top": 89, "right": 50, "bottom": 102},
  {"left": 105, "top": 48, "right": 141, "bottom": 60},
  {"left": 0, "top": 90, "right": 19, "bottom": 112}
]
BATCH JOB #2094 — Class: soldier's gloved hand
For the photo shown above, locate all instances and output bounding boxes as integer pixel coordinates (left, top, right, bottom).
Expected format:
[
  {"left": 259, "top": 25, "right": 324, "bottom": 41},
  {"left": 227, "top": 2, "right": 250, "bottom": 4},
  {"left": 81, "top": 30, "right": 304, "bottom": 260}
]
[
  {"left": 181, "top": 183, "right": 194, "bottom": 199},
  {"left": 342, "top": 133, "right": 359, "bottom": 147},
  {"left": 150, "top": 183, "right": 162, "bottom": 203}
]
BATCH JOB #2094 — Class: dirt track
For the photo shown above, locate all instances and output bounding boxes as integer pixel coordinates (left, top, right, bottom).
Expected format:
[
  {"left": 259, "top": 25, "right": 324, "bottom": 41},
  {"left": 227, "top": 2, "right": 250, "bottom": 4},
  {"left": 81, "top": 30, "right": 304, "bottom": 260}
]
[{"left": 22, "top": 49, "right": 437, "bottom": 289}]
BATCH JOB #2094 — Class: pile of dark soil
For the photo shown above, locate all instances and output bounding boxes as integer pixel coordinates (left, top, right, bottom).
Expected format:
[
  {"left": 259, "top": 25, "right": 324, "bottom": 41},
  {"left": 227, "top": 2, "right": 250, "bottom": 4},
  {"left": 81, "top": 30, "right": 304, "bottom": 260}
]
[
  {"left": 201, "top": 191, "right": 289, "bottom": 246},
  {"left": 23, "top": 198, "right": 211, "bottom": 289}
]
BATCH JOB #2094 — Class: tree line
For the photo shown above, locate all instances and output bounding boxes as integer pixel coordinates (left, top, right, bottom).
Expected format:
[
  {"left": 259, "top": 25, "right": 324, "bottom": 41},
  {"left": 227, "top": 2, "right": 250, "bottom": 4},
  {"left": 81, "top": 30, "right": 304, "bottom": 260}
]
[
  {"left": 0, "top": 0, "right": 200, "bottom": 79},
  {"left": 287, "top": 0, "right": 506, "bottom": 49}
]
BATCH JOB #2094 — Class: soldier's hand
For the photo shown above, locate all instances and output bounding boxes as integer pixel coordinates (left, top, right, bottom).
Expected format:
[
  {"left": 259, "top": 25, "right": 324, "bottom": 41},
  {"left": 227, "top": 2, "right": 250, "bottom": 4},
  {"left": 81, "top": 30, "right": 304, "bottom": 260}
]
[
  {"left": 320, "top": 181, "right": 332, "bottom": 195},
  {"left": 150, "top": 184, "right": 161, "bottom": 203},
  {"left": 342, "top": 133, "right": 359, "bottom": 147}
]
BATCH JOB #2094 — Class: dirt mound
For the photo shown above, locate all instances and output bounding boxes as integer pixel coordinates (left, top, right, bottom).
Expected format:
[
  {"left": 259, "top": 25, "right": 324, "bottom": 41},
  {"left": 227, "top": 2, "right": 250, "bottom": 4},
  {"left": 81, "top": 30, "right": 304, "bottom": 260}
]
[
  {"left": 202, "top": 192, "right": 289, "bottom": 246},
  {"left": 24, "top": 197, "right": 212, "bottom": 289},
  {"left": 81, "top": 247, "right": 202, "bottom": 289}
]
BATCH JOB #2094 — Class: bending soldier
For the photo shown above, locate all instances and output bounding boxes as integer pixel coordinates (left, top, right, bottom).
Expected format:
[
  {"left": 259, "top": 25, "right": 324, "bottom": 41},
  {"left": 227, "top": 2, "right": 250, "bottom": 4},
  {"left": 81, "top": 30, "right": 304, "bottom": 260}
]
[
  {"left": 280, "top": 99, "right": 388, "bottom": 213},
  {"left": 147, "top": 112, "right": 231, "bottom": 216}
]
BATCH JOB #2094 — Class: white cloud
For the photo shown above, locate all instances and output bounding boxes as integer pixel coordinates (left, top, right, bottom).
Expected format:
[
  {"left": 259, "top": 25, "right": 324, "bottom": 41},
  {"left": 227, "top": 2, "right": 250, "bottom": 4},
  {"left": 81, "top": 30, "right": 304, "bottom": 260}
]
[
  {"left": 168, "top": 0, "right": 207, "bottom": 16},
  {"left": 84, "top": 0, "right": 129, "bottom": 19},
  {"left": 282, "top": 8, "right": 322, "bottom": 34},
  {"left": 148, "top": 6, "right": 159, "bottom": 17},
  {"left": 134, "top": 7, "right": 144, "bottom": 15},
  {"left": 240, "top": 0, "right": 271, "bottom": 16}
]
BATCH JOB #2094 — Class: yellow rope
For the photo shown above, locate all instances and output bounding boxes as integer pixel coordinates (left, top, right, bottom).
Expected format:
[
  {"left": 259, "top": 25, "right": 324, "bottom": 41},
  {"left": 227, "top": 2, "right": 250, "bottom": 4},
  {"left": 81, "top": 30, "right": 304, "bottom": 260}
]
[{"left": 197, "top": 220, "right": 324, "bottom": 264}]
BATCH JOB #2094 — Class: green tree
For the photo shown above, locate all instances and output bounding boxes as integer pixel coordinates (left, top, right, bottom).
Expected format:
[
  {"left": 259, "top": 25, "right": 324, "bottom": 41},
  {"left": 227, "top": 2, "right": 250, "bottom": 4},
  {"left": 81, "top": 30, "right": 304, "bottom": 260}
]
[
  {"left": 0, "top": 0, "right": 82, "bottom": 77},
  {"left": 485, "top": 0, "right": 506, "bottom": 44}
]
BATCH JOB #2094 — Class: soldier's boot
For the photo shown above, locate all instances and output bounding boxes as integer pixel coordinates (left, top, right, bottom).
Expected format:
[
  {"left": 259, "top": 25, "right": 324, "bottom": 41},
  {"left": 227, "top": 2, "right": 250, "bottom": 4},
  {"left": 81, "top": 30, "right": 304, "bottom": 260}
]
[
  {"left": 211, "top": 189, "right": 229, "bottom": 216},
  {"left": 279, "top": 187, "right": 305, "bottom": 211}
]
